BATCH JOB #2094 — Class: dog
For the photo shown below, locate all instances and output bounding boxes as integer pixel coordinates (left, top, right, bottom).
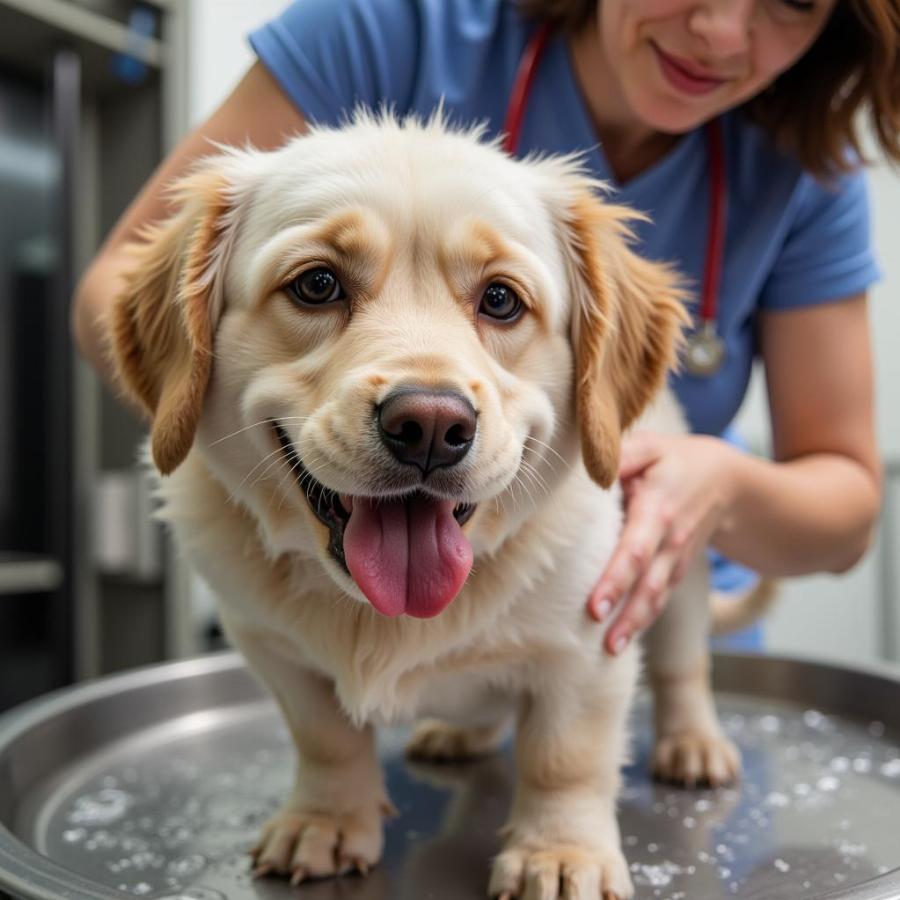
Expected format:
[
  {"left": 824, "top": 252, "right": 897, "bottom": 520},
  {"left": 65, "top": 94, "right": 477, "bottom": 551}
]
[{"left": 105, "top": 112, "right": 741, "bottom": 900}]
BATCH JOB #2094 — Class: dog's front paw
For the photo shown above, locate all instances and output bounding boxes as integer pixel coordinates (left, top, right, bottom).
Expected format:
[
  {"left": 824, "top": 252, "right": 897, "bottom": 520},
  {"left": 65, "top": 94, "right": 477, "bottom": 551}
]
[
  {"left": 652, "top": 729, "right": 741, "bottom": 787},
  {"left": 250, "top": 804, "right": 389, "bottom": 884},
  {"left": 488, "top": 841, "right": 634, "bottom": 900}
]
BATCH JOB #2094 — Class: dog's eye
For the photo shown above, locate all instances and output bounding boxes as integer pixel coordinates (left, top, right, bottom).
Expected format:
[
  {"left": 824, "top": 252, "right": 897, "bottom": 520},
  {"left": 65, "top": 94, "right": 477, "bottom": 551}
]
[
  {"left": 286, "top": 267, "right": 345, "bottom": 306},
  {"left": 479, "top": 283, "right": 522, "bottom": 321}
]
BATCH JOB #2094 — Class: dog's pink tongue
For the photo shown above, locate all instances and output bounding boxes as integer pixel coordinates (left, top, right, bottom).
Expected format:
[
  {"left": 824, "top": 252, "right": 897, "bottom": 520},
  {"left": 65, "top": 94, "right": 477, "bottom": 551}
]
[{"left": 343, "top": 495, "right": 473, "bottom": 618}]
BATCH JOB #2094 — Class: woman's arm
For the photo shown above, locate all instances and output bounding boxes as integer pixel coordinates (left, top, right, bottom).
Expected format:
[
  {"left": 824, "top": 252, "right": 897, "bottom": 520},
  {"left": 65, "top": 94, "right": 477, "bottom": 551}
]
[
  {"left": 589, "top": 293, "right": 882, "bottom": 653},
  {"left": 72, "top": 61, "right": 308, "bottom": 390},
  {"left": 714, "top": 292, "right": 881, "bottom": 572}
]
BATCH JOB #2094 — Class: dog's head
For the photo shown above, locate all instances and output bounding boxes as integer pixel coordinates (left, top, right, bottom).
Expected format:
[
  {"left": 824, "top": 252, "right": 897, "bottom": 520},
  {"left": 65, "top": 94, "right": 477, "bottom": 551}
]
[{"left": 107, "top": 112, "right": 687, "bottom": 619}]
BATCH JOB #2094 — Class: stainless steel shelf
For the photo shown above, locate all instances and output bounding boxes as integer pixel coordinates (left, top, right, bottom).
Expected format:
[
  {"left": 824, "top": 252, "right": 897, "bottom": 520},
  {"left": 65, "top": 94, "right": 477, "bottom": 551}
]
[
  {"left": 0, "top": 554, "right": 64, "bottom": 596},
  {"left": 0, "top": 0, "right": 161, "bottom": 65}
]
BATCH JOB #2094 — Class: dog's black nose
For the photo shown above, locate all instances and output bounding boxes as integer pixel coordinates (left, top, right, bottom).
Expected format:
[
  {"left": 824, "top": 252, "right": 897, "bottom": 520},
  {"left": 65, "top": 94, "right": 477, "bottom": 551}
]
[{"left": 378, "top": 389, "right": 476, "bottom": 474}]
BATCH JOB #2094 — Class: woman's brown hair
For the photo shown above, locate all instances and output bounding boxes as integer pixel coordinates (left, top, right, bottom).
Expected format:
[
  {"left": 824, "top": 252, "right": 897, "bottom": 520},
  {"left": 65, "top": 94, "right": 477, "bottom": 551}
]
[{"left": 517, "top": 0, "right": 900, "bottom": 177}]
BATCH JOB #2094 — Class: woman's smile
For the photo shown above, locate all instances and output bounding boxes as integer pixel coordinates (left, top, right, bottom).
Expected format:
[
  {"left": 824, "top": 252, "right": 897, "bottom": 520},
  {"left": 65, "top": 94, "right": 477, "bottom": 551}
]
[{"left": 650, "top": 40, "right": 730, "bottom": 96}]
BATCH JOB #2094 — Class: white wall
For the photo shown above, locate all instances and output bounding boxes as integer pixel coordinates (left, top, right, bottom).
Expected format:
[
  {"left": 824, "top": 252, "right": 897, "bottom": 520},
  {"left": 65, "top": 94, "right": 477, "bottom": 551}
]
[{"left": 187, "top": 0, "right": 290, "bottom": 123}]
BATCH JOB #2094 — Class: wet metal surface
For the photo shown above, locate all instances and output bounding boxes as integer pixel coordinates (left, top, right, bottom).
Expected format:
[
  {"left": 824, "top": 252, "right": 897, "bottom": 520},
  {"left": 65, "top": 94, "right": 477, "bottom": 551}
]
[{"left": 1, "top": 653, "right": 900, "bottom": 900}]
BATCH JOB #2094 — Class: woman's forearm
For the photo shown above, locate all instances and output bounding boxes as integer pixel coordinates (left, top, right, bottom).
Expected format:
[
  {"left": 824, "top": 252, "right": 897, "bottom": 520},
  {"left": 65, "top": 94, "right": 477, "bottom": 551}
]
[
  {"left": 713, "top": 448, "right": 882, "bottom": 576},
  {"left": 72, "top": 249, "right": 131, "bottom": 393}
]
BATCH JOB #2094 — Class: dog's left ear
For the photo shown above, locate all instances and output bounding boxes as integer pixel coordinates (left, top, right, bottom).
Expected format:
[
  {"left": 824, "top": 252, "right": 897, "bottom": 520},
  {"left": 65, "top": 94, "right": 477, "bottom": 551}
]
[
  {"left": 106, "top": 158, "right": 243, "bottom": 475},
  {"left": 559, "top": 189, "right": 690, "bottom": 488}
]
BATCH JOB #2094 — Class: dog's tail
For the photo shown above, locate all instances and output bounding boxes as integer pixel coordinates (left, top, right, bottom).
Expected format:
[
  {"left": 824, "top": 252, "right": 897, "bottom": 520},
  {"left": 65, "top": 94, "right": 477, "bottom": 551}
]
[{"left": 710, "top": 577, "right": 778, "bottom": 636}]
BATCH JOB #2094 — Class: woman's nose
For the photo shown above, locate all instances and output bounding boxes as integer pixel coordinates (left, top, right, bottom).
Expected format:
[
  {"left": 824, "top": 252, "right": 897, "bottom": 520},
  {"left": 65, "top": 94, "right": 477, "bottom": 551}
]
[{"left": 688, "top": 0, "right": 754, "bottom": 57}]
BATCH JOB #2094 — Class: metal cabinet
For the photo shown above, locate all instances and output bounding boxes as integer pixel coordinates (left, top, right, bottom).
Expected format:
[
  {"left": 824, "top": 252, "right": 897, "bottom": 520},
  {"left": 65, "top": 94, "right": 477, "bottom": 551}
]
[{"left": 0, "top": 0, "right": 188, "bottom": 710}]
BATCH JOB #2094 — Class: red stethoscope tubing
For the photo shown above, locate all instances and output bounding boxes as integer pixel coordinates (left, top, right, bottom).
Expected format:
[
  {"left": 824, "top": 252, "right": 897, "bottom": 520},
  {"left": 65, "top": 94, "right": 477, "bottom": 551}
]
[{"left": 503, "top": 22, "right": 726, "bottom": 338}]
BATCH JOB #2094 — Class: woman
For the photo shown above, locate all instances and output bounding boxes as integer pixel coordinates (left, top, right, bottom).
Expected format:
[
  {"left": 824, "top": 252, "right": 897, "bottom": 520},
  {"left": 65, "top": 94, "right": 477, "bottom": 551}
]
[{"left": 72, "top": 0, "right": 898, "bottom": 653}]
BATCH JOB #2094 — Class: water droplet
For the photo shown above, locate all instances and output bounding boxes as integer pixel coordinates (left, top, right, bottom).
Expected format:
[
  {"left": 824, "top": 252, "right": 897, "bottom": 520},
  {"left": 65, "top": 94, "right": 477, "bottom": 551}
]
[
  {"left": 837, "top": 840, "right": 866, "bottom": 857},
  {"left": 85, "top": 830, "right": 119, "bottom": 852},
  {"left": 817, "top": 775, "right": 840, "bottom": 792},
  {"left": 868, "top": 721, "right": 885, "bottom": 737},
  {"left": 69, "top": 788, "right": 134, "bottom": 826},
  {"left": 774, "top": 858, "right": 791, "bottom": 873},
  {"left": 803, "top": 710, "right": 827, "bottom": 730},
  {"left": 167, "top": 854, "right": 207, "bottom": 878},
  {"left": 853, "top": 757, "right": 873, "bottom": 774},
  {"left": 631, "top": 861, "right": 686, "bottom": 887},
  {"left": 765, "top": 791, "right": 790, "bottom": 807},
  {"left": 880, "top": 759, "right": 900, "bottom": 778},
  {"left": 683, "top": 816, "right": 696, "bottom": 828}
]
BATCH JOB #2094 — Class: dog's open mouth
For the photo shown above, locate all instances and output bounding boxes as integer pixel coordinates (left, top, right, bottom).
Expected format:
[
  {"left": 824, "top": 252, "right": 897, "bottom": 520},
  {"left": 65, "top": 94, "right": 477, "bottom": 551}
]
[{"left": 273, "top": 422, "right": 475, "bottom": 618}]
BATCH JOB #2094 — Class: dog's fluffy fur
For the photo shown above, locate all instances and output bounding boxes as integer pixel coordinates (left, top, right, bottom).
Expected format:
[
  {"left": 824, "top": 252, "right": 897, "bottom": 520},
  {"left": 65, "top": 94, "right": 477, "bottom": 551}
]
[{"left": 106, "top": 113, "right": 740, "bottom": 900}]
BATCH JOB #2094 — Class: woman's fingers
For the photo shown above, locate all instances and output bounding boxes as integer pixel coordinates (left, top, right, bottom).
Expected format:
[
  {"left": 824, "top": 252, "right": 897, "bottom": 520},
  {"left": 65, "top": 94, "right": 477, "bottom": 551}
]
[
  {"left": 588, "top": 490, "right": 669, "bottom": 622},
  {"left": 618, "top": 431, "right": 661, "bottom": 481},
  {"left": 603, "top": 551, "right": 680, "bottom": 655}
]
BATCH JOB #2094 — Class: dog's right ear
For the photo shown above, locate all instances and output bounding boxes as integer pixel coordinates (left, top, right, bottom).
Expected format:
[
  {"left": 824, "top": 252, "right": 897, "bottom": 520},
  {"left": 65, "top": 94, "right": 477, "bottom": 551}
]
[
  {"left": 106, "top": 159, "right": 241, "bottom": 475},
  {"left": 565, "top": 191, "right": 690, "bottom": 489}
]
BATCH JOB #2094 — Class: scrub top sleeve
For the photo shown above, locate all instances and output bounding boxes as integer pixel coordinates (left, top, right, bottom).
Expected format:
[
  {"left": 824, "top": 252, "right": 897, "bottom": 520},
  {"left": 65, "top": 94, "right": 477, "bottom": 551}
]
[
  {"left": 248, "top": 0, "right": 419, "bottom": 127},
  {"left": 759, "top": 168, "right": 881, "bottom": 311}
]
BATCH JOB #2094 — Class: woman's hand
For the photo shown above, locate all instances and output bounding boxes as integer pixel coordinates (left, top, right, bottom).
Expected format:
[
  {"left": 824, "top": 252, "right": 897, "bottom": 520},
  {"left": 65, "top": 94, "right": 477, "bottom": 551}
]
[{"left": 588, "top": 432, "right": 740, "bottom": 655}]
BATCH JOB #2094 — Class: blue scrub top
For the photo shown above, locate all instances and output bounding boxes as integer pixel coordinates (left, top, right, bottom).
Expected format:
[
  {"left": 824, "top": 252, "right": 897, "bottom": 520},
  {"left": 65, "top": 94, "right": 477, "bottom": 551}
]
[
  {"left": 250, "top": 0, "right": 880, "bottom": 437},
  {"left": 249, "top": 0, "right": 881, "bottom": 644}
]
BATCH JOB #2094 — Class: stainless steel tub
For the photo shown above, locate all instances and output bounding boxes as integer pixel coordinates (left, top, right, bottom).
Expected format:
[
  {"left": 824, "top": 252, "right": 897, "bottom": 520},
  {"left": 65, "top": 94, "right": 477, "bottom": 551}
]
[{"left": 1, "top": 652, "right": 899, "bottom": 900}]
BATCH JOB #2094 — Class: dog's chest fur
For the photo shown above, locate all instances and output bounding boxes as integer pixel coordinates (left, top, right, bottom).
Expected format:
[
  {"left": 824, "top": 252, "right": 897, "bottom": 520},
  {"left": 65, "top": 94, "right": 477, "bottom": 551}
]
[{"left": 154, "top": 447, "right": 625, "bottom": 724}]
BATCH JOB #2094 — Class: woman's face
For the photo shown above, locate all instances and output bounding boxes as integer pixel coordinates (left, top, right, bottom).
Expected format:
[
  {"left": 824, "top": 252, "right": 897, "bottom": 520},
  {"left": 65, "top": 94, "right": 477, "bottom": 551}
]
[{"left": 597, "top": 0, "right": 838, "bottom": 133}]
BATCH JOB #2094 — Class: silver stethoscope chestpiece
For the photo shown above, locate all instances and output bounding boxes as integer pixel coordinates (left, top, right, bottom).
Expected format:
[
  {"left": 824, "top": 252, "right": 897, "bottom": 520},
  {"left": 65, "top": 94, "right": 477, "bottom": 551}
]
[{"left": 684, "top": 321, "right": 726, "bottom": 377}]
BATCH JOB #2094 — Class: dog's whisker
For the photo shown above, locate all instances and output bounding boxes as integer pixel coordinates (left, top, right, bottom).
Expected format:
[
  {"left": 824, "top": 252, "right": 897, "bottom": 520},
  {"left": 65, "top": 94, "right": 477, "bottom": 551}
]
[
  {"left": 269, "top": 458, "right": 295, "bottom": 510},
  {"left": 249, "top": 450, "right": 294, "bottom": 494},
  {"left": 229, "top": 445, "right": 286, "bottom": 503},
  {"left": 208, "top": 415, "right": 313, "bottom": 448},
  {"left": 515, "top": 472, "right": 539, "bottom": 510},
  {"left": 272, "top": 451, "right": 316, "bottom": 512},
  {"left": 518, "top": 473, "right": 544, "bottom": 508},
  {"left": 207, "top": 417, "right": 277, "bottom": 448},
  {"left": 222, "top": 421, "right": 320, "bottom": 504},
  {"left": 274, "top": 451, "right": 326, "bottom": 513},
  {"left": 519, "top": 458, "right": 550, "bottom": 497},
  {"left": 269, "top": 455, "right": 300, "bottom": 500},
  {"left": 510, "top": 465, "right": 539, "bottom": 512},
  {"left": 523, "top": 434, "right": 571, "bottom": 471},
  {"left": 275, "top": 460, "right": 311, "bottom": 513},
  {"left": 506, "top": 472, "right": 527, "bottom": 515}
]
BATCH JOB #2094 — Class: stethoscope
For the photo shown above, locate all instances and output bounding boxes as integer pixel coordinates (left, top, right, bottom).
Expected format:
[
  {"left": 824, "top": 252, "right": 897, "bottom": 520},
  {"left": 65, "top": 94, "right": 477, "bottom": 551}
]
[{"left": 502, "top": 23, "right": 727, "bottom": 377}]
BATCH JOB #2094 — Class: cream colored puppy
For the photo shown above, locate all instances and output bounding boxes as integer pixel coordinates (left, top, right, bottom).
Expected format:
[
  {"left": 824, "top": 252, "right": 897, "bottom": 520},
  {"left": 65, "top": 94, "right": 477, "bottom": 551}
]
[{"left": 106, "top": 113, "right": 739, "bottom": 900}]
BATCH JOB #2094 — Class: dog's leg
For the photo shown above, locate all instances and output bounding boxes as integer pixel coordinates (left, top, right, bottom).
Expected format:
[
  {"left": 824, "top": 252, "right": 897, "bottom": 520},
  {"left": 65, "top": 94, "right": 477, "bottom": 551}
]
[
  {"left": 643, "top": 560, "right": 741, "bottom": 787},
  {"left": 230, "top": 631, "right": 392, "bottom": 884},
  {"left": 405, "top": 715, "right": 512, "bottom": 762},
  {"left": 489, "top": 655, "right": 637, "bottom": 900}
]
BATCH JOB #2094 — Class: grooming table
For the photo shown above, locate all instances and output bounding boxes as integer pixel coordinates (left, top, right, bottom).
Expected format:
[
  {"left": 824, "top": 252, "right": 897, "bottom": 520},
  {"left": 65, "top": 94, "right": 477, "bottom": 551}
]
[{"left": 1, "top": 652, "right": 899, "bottom": 900}]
